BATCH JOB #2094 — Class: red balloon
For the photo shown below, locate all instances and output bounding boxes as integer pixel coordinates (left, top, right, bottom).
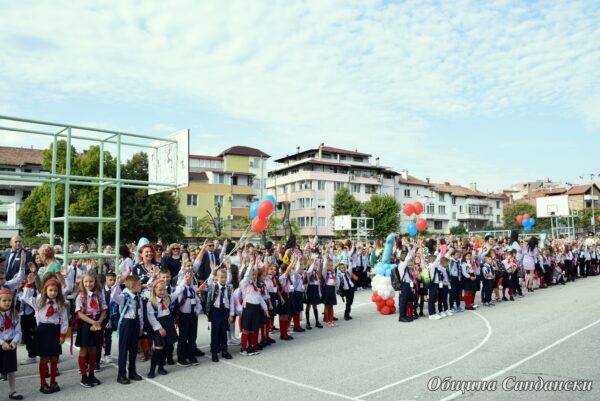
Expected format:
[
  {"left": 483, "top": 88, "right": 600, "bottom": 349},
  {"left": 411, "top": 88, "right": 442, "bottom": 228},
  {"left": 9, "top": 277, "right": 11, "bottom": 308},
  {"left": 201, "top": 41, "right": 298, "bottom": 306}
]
[
  {"left": 251, "top": 217, "right": 268, "bottom": 233},
  {"left": 413, "top": 201, "right": 423, "bottom": 215},
  {"left": 416, "top": 218, "right": 427, "bottom": 232},
  {"left": 597, "top": 215, "right": 600, "bottom": 222},
  {"left": 403, "top": 203, "right": 416, "bottom": 216},
  {"left": 377, "top": 304, "right": 383, "bottom": 312},
  {"left": 381, "top": 306, "right": 391, "bottom": 315},
  {"left": 516, "top": 215, "right": 524, "bottom": 224},
  {"left": 374, "top": 295, "right": 382, "bottom": 303},
  {"left": 523, "top": 214, "right": 530, "bottom": 220},
  {"left": 373, "top": 290, "right": 379, "bottom": 297},
  {"left": 391, "top": 306, "right": 397, "bottom": 313},
  {"left": 385, "top": 298, "right": 395, "bottom": 307},
  {"left": 257, "top": 200, "right": 274, "bottom": 219}
]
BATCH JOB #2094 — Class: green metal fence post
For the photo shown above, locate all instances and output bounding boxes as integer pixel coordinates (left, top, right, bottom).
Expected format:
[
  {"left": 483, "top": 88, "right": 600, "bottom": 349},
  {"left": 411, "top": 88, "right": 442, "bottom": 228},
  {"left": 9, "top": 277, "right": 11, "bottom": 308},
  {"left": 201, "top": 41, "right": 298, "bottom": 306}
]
[
  {"left": 49, "top": 132, "right": 58, "bottom": 246},
  {"left": 115, "top": 133, "right": 122, "bottom": 274},
  {"left": 63, "top": 128, "right": 72, "bottom": 268},
  {"left": 97, "top": 141, "right": 105, "bottom": 272}
]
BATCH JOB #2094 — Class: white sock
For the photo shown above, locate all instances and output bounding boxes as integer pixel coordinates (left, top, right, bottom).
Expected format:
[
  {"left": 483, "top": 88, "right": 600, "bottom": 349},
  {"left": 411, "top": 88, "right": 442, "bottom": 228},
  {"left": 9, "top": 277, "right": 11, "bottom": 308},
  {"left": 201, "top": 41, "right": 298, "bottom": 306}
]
[{"left": 8, "top": 372, "right": 16, "bottom": 393}]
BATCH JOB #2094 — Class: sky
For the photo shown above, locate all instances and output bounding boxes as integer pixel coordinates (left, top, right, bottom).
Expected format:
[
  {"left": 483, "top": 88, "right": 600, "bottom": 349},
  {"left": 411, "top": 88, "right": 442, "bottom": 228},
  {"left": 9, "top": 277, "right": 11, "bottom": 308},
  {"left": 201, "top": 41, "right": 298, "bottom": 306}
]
[{"left": 1, "top": 0, "right": 599, "bottom": 193}]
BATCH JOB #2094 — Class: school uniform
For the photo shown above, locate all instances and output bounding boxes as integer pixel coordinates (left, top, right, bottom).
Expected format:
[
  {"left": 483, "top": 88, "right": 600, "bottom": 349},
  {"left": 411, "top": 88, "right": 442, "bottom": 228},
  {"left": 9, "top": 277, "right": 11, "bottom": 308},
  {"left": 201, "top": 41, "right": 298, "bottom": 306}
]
[
  {"left": 18, "top": 286, "right": 37, "bottom": 359},
  {"left": 0, "top": 311, "right": 21, "bottom": 375},
  {"left": 240, "top": 268, "right": 268, "bottom": 333},
  {"left": 111, "top": 286, "right": 144, "bottom": 378},
  {"left": 207, "top": 283, "right": 234, "bottom": 354},
  {"left": 75, "top": 291, "right": 107, "bottom": 347},
  {"left": 292, "top": 270, "right": 305, "bottom": 314},
  {"left": 428, "top": 253, "right": 447, "bottom": 316},
  {"left": 396, "top": 248, "right": 415, "bottom": 320},
  {"left": 21, "top": 286, "right": 68, "bottom": 358},
  {"left": 146, "top": 288, "right": 183, "bottom": 349},
  {"left": 448, "top": 257, "right": 462, "bottom": 310},
  {"left": 482, "top": 263, "right": 495, "bottom": 304},
  {"left": 277, "top": 274, "right": 295, "bottom": 315},
  {"left": 304, "top": 264, "right": 322, "bottom": 305},
  {"left": 321, "top": 270, "right": 338, "bottom": 306},
  {"left": 266, "top": 275, "right": 279, "bottom": 318},
  {"left": 338, "top": 270, "right": 355, "bottom": 319},
  {"left": 176, "top": 284, "right": 202, "bottom": 363}
]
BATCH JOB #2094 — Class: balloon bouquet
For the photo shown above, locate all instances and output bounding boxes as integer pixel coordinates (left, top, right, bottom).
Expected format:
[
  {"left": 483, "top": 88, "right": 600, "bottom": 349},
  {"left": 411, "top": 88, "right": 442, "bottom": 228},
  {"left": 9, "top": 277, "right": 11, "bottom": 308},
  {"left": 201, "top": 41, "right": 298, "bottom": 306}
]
[
  {"left": 516, "top": 214, "right": 536, "bottom": 232},
  {"left": 249, "top": 194, "right": 277, "bottom": 234},
  {"left": 404, "top": 201, "right": 427, "bottom": 236},
  {"left": 371, "top": 234, "right": 397, "bottom": 315}
]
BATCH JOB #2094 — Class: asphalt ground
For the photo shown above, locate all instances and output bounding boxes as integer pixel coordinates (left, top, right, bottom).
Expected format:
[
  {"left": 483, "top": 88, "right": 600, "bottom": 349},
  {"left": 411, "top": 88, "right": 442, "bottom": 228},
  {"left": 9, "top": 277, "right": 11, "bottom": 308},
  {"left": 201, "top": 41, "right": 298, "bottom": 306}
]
[{"left": 7, "top": 276, "right": 600, "bottom": 401}]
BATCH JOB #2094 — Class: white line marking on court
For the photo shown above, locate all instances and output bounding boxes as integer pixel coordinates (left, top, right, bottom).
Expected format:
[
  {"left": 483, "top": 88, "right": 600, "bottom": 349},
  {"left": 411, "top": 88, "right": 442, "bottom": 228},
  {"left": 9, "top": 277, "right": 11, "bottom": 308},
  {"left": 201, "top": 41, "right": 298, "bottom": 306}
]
[
  {"left": 222, "top": 360, "right": 361, "bottom": 401},
  {"left": 437, "top": 317, "right": 600, "bottom": 401},
  {"left": 355, "top": 311, "right": 493, "bottom": 399}
]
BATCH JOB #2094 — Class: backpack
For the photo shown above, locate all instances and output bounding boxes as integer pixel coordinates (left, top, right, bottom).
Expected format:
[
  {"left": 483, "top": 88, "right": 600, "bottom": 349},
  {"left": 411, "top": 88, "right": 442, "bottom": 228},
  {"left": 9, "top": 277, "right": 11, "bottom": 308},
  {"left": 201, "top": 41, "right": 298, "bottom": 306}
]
[
  {"left": 421, "top": 268, "right": 431, "bottom": 287},
  {"left": 107, "top": 300, "right": 120, "bottom": 331},
  {"left": 390, "top": 267, "right": 403, "bottom": 291}
]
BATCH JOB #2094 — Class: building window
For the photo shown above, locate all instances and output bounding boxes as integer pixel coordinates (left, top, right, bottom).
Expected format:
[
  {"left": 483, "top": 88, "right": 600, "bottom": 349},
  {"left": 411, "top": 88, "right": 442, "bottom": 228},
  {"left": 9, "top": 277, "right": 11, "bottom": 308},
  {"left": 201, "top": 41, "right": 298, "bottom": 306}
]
[
  {"left": 496, "top": 215, "right": 501, "bottom": 223},
  {"left": 317, "top": 180, "right": 326, "bottom": 190},
  {"left": 24, "top": 168, "right": 32, "bottom": 173},
  {"left": 214, "top": 195, "right": 224, "bottom": 207},
  {"left": 425, "top": 203, "right": 435, "bottom": 214},
  {"left": 459, "top": 205, "right": 463, "bottom": 213},
  {"left": 452, "top": 212, "right": 456, "bottom": 220},
  {"left": 334, "top": 182, "right": 344, "bottom": 191},
  {"left": 438, "top": 193, "right": 445, "bottom": 202},
  {"left": 0, "top": 168, "right": 16, "bottom": 172},
  {"left": 452, "top": 196, "right": 456, "bottom": 205},
  {"left": 404, "top": 189, "right": 411, "bottom": 197},
  {"left": 0, "top": 189, "right": 16, "bottom": 196},
  {"left": 318, "top": 217, "right": 326, "bottom": 227},
  {"left": 185, "top": 216, "right": 197, "bottom": 227},
  {"left": 0, "top": 212, "right": 7, "bottom": 224},
  {"left": 438, "top": 205, "right": 446, "bottom": 215},
  {"left": 434, "top": 221, "right": 443, "bottom": 230},
  {"left": 351, "top": 183, "right": 361, "bottom": 193},
  {"left": 496, "top": 201, "right": 500, "bottom": 208},
  {"left": 186, "top": 194, "right": 198, "bottom": 206}
]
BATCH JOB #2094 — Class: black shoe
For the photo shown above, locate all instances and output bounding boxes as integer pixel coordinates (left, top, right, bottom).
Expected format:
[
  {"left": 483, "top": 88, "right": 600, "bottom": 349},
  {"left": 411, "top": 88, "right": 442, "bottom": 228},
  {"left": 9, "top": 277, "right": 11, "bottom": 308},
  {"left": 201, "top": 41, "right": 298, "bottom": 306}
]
[
  {"left": 147, "top": 370, "right": 156, "bottom": 379},
  {"left": 40, "top": 384, "right": 53, "bottom": 394},
  {"left": 418, "top": 312, "right": 424, "bottom": 317},
  {"left": 344, "top": 316, "right": 351, "bottom": 321},
  {"left": 194, "top": 349, "right": 205, "bottom": 357},
  {"left": 129, "top": 372, "right": 143, "bottom": 381},
  {"left": 267, "top": 338, "right": 276, "bottom": 344},
  {"left": 95, "top": 364, "right": 102, "bottom": 372},
  {"left": 279, "top": 336, "right": 292, "bottom": 341},
  {"left": 157, "top": 367, "right": 168, "bottom": 375},
  {"left": 293, "top": 327, "right": 306, "bottom": 332},
  {"left": 50, "top": 383, "right": 60, "bottom": 393},
  {"left": 465, "top": 306, "right": 475, "bottom": 310},
  {"left": 9, "top": 392, "right": 24, "bottom": 400},
  {"left": 333, "top": 316, "right": 338, "bottom": 321},
  {"left": 117, "top": 375, "right": 131, "bottom": 384},
  {"left": 189, "top": 357, "right": 200, "bottom": 366},
  {"left": 80, "top": 376, "right": 93, "bottom": 388},
  {"left": 502, "top": 297, "right": 509, "bottom": 301},
  {"left": 222, "top": 351, "right": 233, "bottom": 360},
  {"left": 510, "top": 296, "right": 515, "bottom": 301},
  {"left": 398, "top": 317, "right": 413, "bottom": 323},
  {"left": 166, "top": 357, "right": 175, "bottom": 366},
  {"left": 270, "top": 326, "right": 279, "bottom": 332},
  {"left": 88, "top": 374, "right": 101, "bottom": 386},
  {"left": 412, "top": 314, "right": 419, "bottom": 320},
  {"left": 315, "top": 323, "right": 323, "bottom": 328},
  {"left": 306, "top": 324, "right": 312, "bottom": 330},
  {"left": 177, "top": 359, "right": 191, "bottom": 367},
  {"left": 212, "top": 353, "right": 219, "bottom": 362}
]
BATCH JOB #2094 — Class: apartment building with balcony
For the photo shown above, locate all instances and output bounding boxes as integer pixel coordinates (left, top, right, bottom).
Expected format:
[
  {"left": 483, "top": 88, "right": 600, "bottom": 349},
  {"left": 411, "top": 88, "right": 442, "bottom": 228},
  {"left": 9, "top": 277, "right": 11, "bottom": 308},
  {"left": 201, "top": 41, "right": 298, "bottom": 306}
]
[
  {"left": 266, "top": 144, "right": 398, "bottom": 238},
  {"left": 179, "top": 146, "right": 269, "bottom": 242},
  {"left": 0, "top": 146, "right": 45, "bottom": 239}
]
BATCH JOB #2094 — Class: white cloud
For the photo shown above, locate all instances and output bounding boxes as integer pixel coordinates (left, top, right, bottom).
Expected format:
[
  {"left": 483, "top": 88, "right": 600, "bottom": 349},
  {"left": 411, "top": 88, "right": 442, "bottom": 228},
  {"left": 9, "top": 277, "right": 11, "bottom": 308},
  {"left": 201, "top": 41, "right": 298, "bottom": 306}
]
[{"left": 0, "top": 0, "right": 598, "bottom": 188}]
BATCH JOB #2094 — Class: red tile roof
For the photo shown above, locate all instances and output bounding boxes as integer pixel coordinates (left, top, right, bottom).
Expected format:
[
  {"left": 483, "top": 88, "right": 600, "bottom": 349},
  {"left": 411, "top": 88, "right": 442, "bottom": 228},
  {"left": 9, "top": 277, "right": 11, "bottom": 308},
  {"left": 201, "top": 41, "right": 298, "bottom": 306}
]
[
  {"left": 320, "top": 146, "right": 370, "bottom": 157},
  {"left": 218, "top": 146, "right": 270, "bottom": 158},
  {"left": 0, "top": 146, "right": 44, "bottom": 166},
  {"left": 189, "top": 154, "right": 224, "bottom": 161},
  {"left": 566, "top": 184, "right": 599, "bottom": 195},
  {"left": 398, "top": 174, "right": 432, "bottom": 187}
]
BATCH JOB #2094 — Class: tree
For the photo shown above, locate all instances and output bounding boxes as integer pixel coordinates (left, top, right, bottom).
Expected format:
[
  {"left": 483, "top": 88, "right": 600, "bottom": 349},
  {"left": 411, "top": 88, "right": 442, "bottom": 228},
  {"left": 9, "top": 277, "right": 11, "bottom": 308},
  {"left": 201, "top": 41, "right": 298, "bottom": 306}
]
[
  {"left": 450, "top": 224, "right": 467, "bottom": 235},
  {"left": 332, "top": 187, "right": 362, "bottom": 217},
  {"left": 363, "top": 194, "right": 400, "bottom": 238},
  {"left": 190, "top": 215, "right": 215, "bottom": 244},
  {"left": 576, "top": 208, "right": 597, "bottom": 232},
  {"left": 502, "top": 202, "right": 550, "bottom": 231}
]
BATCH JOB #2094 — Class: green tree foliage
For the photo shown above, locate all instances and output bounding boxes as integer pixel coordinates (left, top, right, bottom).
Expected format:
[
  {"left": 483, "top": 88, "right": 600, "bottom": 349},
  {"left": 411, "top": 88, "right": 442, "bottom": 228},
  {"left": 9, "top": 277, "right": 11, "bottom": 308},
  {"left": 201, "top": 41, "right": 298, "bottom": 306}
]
[
  {"left": 19, "top": 145, "right": 184, "bottom": 245},
  {"left": 502, "top": 202, "right": 550, "bottom": 231},
  {"left": 576, "top": 208, "right": 598, "bottom": 232},
  {"left": 363, "top": 194, "right": 400, "bottom": 238},
  {"left": 449, "top": 224, "right": 467, "bottom": 235},
  {"left": 332, "top": 187, "right": 362, "bottom": 217}
]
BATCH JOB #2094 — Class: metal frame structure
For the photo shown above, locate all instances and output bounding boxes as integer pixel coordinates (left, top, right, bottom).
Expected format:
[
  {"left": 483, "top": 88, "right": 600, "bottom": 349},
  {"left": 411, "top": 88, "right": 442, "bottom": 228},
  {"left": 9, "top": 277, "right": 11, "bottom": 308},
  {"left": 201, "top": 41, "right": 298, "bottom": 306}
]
[{"left": 0, "top": 115, "right": 180, "bottom": 271}]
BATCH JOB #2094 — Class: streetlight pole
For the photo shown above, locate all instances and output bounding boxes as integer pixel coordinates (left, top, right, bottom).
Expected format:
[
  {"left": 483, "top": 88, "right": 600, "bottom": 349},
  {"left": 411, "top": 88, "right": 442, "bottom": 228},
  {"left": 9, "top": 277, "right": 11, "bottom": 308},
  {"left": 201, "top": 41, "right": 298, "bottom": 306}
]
[{"left": 580, "top": 174, "right": 597, "bottom": 234}]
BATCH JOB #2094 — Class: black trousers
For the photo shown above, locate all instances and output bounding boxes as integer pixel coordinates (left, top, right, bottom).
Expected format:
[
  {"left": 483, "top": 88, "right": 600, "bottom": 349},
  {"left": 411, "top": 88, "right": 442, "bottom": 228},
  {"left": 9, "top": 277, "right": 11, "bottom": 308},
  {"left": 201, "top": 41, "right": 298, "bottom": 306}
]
[
  {"left": 449, "top": 277, "right": 461, "bottom": 308},
  {"left": 428, "top": 285, "right": 439, "bottom": 315},
  {"left": 398, "top": 282, "right": 411, "bottom": 318},
  {"left": 342, "top": 287, "right": 355, "bottom": 317},
  {"left": 21, "top": 314, "right": 37, "bottom": 358},
  {"left": 177, "top": 312, "right": 198, "bottom": 360},
  {"left": 438, "top": 286, "right": 449, "bottom": 312},
  {"left": 483, "top": 279, "right": 494, "bottom": 303},
  {"left": 118, "top": 318, "right": 140, "bottom": 377},
  {"left": 210, "top": 307, "right": 229, "bottom": 354}
]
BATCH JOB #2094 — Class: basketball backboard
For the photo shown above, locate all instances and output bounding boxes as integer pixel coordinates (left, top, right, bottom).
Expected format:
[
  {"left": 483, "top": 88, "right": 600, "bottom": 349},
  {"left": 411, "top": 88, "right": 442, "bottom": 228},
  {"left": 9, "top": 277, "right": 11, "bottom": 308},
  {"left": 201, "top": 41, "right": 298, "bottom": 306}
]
[
  {"left": 536, "top": 195, "right": 570, "bottom": 217},
  {"left": 148, "top": 128, "right": 189, "bottom": 194}
]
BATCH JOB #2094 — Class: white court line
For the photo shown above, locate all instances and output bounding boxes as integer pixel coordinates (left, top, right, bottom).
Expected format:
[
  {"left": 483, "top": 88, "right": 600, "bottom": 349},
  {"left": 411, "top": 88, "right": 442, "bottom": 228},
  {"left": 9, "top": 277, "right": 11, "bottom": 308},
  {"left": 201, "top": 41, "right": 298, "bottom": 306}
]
[
  {"left": 355, "top": 311, "right": 493, "bottom": 399},
  {"left": 222, "top": 360, "right": 361, "bottom": 401},
  {"left": 437, "top": 316, "right": 600, "bottom": 401}
]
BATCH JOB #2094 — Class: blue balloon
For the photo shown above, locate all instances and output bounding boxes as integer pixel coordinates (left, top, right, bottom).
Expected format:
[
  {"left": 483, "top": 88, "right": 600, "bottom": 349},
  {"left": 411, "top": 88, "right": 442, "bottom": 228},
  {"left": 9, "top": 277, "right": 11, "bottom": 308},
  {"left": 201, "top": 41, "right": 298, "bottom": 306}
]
[
  {"left": 374, "top": 263, "right": 386, "bottom": 276},
  {"left": 263, "top": 195, "right": 276, "bottom": 207},
  {"left": 529, "top": 217, "right": 536, "bottom": 226},
  {"left": 407, "top": 222, "right": 417, "bottom": 237},
  {"left": 249, "top": 201, "right": 259, "bottom": 219},
  {"left": 382, "top": 234, "right": 396, "bottom": 264}
]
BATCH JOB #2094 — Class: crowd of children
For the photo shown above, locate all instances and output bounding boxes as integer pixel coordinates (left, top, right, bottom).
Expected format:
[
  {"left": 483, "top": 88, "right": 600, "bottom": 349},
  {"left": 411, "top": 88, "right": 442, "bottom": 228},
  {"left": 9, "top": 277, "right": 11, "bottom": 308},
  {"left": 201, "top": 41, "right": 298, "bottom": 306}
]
[{"left": 0, "top": 231, "right": 598, "bottom": 398}]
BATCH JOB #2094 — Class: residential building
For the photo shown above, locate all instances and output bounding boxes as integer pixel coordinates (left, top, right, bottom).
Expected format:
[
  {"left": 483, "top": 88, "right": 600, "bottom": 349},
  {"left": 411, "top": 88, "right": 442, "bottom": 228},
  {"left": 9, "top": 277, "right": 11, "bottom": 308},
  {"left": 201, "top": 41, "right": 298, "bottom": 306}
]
[
  {"left": 266, "top": 144, "right": 398, "bottom": 238},
  {"left": 179, "top": 146, "right": 269, "bottom": 242},
  {"left": 523, "top": 183, "right": 600, "bottom": 212},
  {"left": 0, "top": 146, "right": 45, "bottom": 239}
]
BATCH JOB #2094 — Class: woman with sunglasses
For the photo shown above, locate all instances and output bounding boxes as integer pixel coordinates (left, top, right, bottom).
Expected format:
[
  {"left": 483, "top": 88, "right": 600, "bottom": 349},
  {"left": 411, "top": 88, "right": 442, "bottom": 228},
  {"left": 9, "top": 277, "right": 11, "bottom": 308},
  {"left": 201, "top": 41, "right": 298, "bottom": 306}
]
[{"left": 164, "top": 244, "right": 183, "bottom": 280}]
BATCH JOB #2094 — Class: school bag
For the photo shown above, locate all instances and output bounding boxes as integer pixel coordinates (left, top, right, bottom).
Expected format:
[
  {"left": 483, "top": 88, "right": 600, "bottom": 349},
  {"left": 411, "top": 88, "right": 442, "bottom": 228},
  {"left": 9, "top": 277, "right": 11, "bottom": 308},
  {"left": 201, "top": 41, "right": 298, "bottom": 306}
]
[
  {"left": 107, "top": 300, "right": 120, "bottom": 331},
  {"left": 420, "top": 267, "right": 431, "bottom": 287},
  {"left": 390, "top": 267, "right": 403, "bottom": 291}
]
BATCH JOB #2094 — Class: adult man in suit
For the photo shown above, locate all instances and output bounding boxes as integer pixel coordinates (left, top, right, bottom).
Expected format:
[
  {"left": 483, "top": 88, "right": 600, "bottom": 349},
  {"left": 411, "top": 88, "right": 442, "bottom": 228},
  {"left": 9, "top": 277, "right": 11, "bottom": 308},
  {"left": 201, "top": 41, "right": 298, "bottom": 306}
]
[
  {"left": 3, "top": 235, "right": 32, "bottom": 281},
  {"left": 195, "top": 239, "right": 220, "bottom": 282}
]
